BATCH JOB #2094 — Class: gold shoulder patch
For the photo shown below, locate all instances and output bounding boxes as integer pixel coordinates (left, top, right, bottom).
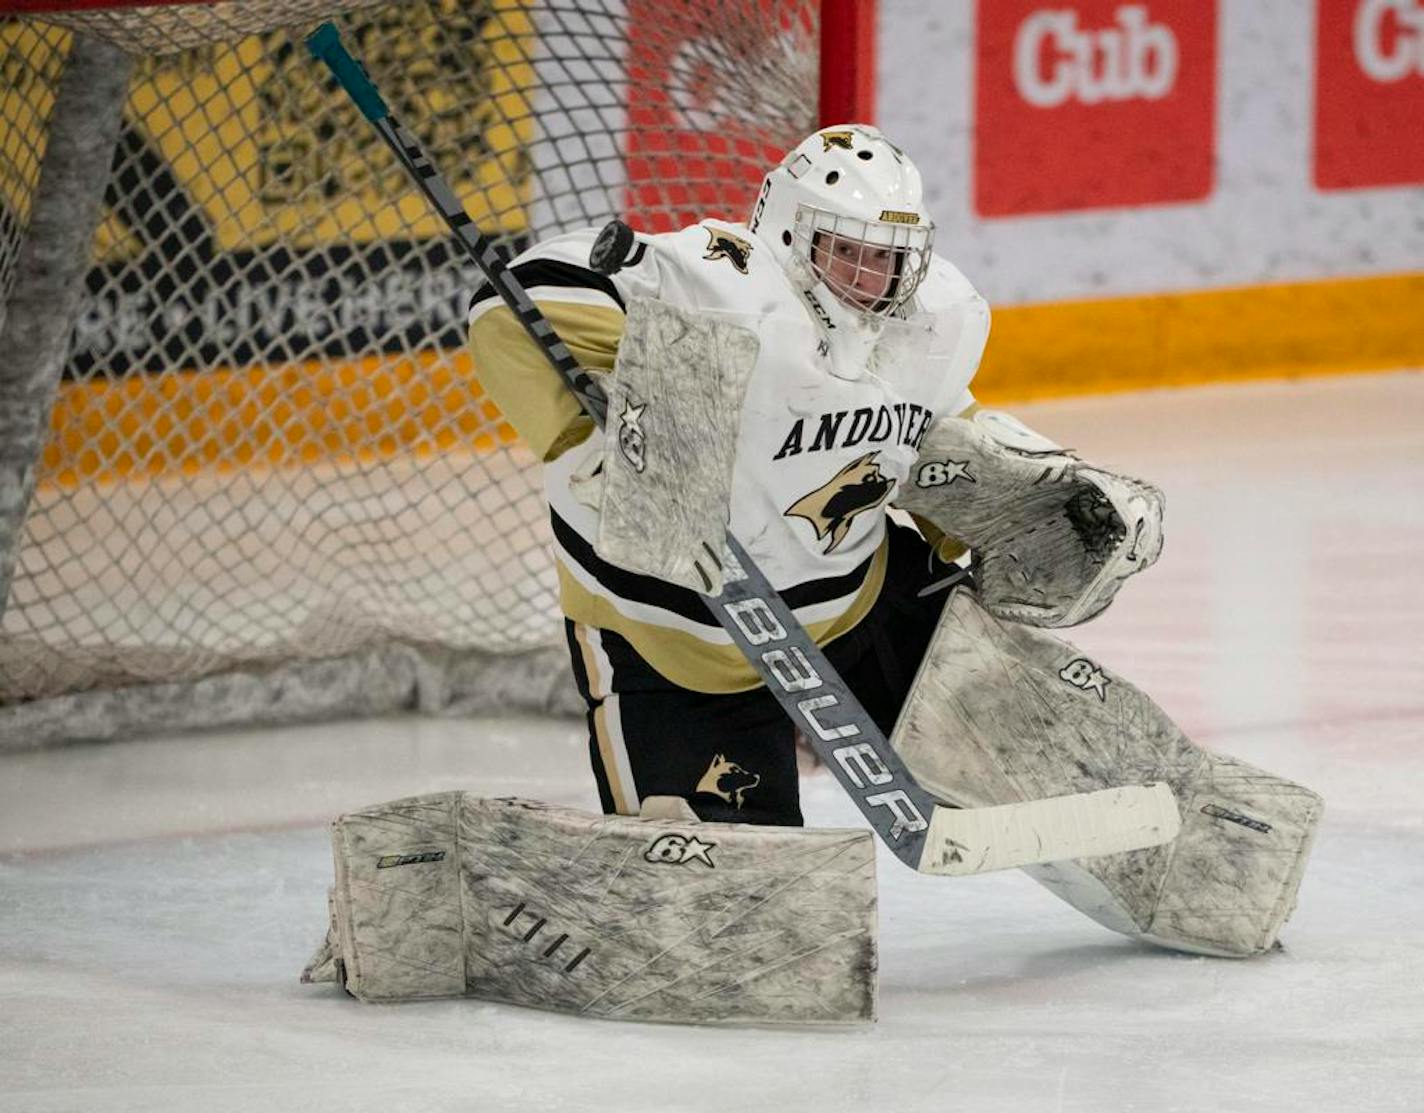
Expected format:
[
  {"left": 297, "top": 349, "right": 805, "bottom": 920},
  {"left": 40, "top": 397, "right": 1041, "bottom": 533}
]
[{"left": 703, "top": 228, "right": 753, "bottom": 274}]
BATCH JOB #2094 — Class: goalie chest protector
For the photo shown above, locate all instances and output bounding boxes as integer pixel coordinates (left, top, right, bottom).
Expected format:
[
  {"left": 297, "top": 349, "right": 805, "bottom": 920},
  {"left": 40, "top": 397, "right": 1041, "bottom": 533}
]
[{"left": 485, "top": 220, "right": 989, "bottom": 690}]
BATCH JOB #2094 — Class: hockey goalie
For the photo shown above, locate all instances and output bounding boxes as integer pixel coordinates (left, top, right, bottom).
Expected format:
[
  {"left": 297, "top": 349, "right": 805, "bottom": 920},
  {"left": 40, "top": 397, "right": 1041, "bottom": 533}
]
[{"left": 303, "top": 125, "right": 1322, "bottom": 1024}]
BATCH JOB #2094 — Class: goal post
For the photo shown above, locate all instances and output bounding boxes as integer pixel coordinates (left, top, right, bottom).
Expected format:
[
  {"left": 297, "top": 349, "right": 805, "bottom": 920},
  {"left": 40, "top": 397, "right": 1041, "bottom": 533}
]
[{"left": 0, "top": 0, "right": 874, "bottom": 749}]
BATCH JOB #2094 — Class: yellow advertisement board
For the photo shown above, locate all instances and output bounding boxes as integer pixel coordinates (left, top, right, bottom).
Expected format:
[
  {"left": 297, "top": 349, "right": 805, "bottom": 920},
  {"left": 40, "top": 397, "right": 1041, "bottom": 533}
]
[{"left": 3, "top": 3, "right": 539, "bottom": 482}]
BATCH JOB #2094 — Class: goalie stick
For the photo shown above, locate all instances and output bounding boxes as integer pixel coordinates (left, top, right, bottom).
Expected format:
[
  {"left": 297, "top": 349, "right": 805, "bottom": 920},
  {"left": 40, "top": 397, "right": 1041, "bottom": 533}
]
[{"left": 306, "top": 24, "right": 1180, "bottom": 876}]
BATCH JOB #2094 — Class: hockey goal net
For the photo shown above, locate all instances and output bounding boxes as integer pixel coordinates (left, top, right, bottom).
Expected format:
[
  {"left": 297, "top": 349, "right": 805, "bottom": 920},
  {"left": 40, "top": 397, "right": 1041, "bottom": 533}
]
[{"left": 0, "top": 0, "right": 844, "bottom": 747}]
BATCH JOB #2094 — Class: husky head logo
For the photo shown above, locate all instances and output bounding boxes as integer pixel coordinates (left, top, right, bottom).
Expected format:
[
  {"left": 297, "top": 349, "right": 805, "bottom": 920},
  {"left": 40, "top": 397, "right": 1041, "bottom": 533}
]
[
  {"left": 703, "top": 228, "right": 753, "bottom": 274},
  {"left": 784, "top": 452, "right": 894, "bottom": 554},
  {"left": 695, "top": 755, "right": 761, "bottom": 809},
  {"left": 819, "top": 129, "right": 855, "bottom": 151}
]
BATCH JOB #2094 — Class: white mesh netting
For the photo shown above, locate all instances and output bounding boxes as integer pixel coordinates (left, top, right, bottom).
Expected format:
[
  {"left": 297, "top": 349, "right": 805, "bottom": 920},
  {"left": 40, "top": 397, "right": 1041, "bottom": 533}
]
[{"left": 0, "top": 0, "right": 819, "bottom": 746}]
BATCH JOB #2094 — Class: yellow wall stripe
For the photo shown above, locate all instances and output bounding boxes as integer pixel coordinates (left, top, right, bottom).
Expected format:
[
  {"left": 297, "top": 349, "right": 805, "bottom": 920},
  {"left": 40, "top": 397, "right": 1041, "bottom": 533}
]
[
  {"left": 40, "top": 349, "right": 519, "bottom": 488},
  {"left": 38, "top": 271, "right": 1422, "bottom": 486},
  {"left": 974, "top": 271, "right": 1424, "bottom": 402}
]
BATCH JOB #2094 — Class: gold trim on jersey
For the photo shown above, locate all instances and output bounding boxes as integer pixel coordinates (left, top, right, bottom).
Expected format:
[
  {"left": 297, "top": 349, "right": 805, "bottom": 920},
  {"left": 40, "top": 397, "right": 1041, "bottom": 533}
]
[
  {"left": 467, "top": 299, "right": 624, "bottom": 461},
  {"left": 554, "top": 539, "right": 889, "bottom": 693}
]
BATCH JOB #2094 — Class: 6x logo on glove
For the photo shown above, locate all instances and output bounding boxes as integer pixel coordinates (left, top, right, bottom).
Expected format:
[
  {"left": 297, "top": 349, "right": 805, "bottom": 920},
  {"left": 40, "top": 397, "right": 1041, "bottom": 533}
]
[
  {"left": 1058, "top": 656, "right": 1111, "bottom": 701},
  {"left": 916, "top": 458, "right": 975, "bottom": 487}
]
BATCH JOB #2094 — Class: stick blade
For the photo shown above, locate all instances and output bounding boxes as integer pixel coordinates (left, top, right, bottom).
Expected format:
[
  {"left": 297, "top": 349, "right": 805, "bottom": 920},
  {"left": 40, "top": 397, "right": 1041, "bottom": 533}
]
[{"left": 917, "top": 782, "right": 1181, "bottom": 877}]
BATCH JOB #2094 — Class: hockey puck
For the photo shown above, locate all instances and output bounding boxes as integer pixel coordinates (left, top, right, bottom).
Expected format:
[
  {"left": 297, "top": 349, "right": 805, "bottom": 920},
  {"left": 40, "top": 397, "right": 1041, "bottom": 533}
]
[{"left": 589, "top": 219, "right": 636, "bottom": 275}]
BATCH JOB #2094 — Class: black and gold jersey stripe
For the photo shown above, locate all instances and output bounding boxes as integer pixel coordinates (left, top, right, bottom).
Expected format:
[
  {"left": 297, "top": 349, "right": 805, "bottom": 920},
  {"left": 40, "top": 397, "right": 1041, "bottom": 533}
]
[
  {"left": 553, "top": 535, "right": 889, "bottom": 693},
  {"left": 551, "top": 509, "right": 880, "bottom": 628},
  {"left": 467, "top": 256, "right": 628, "bottom": 461},
  {"left": 468, "top": 258, "right": 628, "bottom": 316}
]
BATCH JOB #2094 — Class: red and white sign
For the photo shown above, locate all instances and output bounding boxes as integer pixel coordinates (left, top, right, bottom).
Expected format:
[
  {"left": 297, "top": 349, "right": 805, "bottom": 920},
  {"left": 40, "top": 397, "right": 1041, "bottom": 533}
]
[
  {"left": 1315, "top": 0, "right": 1424, "bottom": 189},
  {"left": 974, "top": 2, "right": 1217, "bottom": 217}
]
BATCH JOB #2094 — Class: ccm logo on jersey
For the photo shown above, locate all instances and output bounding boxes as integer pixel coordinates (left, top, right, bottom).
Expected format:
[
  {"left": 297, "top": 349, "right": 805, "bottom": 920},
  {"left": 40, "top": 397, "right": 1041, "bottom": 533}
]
[
  {"left": 1352, "top": 0, "right": 1424, "bottom": 82},
  {"left": 1013, "top": 5, "right": 1179, "bottom": 107},
  {"left": 719, "top": 594, "right": 929, "bottom": 842}
]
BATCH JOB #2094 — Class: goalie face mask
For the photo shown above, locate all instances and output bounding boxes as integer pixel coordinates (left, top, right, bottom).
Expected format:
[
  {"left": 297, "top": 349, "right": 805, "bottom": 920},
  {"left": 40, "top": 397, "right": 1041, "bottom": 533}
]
[
  {"left": 798, "top": 213, "right": 931, "bottom": 318},
  {"left": 749, "top": 124, "right": 935, "bottom": 323}
]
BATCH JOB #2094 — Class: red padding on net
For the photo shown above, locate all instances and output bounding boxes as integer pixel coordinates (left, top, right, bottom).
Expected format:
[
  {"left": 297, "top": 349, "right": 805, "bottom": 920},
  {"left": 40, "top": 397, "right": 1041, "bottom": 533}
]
[
  {"left": 818, "top": 0, "right": 876, "bottom": 126},
  {"left": 0, "top": 0, "right": 196, "bottom": 12}
]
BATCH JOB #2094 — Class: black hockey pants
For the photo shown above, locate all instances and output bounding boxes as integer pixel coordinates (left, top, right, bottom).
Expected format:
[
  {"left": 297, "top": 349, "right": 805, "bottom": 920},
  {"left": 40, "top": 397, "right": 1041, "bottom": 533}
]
[{"left": 564, "top": 523, "right": 961, "bottom": 827}]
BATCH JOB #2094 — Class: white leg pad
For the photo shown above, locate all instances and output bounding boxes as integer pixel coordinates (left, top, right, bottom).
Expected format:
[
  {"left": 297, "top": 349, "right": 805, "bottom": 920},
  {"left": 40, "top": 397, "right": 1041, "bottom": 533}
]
[
  {"left": 303, "top": 793, "right": 877, "bottom": 1025},
  {"left": 892, "top": 590, "right": 1324, "bottom": 957}
]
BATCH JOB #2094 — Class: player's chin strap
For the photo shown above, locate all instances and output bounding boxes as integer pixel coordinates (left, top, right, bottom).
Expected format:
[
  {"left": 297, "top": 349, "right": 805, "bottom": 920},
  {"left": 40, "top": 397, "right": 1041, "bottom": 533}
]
[{"left": 308, "top": 23, "right": 1179, "bottom": 878}]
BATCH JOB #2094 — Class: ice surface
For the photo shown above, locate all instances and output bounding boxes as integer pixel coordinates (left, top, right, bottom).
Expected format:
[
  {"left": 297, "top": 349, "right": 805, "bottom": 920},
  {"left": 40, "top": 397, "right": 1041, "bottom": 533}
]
[{"left": 3, "top": 372, "right": 1422, "bottom": 1112}]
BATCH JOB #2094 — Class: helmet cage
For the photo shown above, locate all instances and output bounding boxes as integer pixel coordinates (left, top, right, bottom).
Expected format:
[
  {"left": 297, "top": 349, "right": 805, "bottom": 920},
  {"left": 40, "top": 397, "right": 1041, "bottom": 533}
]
[{"left": 792, "top": 204, "right": 933, "bottom": 319}]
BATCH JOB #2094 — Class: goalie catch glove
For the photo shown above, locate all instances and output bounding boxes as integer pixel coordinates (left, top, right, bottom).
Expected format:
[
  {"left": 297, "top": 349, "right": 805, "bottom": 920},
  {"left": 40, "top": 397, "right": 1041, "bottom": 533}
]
[{"left": 894, "top": 409, "right": 1164, "bottom": 627}]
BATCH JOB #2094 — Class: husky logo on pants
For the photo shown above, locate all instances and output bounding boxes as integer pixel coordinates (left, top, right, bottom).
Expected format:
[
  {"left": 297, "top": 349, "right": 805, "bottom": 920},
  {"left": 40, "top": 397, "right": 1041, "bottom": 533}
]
[{"left": 696, "top": 754, "right": 761, "bottom": 808}]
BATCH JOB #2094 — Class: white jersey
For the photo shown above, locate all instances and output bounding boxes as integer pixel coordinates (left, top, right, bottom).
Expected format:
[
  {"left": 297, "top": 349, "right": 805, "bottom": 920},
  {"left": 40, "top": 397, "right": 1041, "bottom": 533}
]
[{"left": 467, "top": 219, "right": 990, "bottom": 692}]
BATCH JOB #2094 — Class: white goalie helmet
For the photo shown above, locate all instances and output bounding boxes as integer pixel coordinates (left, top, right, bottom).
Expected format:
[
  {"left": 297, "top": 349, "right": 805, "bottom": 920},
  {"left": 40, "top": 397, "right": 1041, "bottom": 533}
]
[{"left": 749, "top": 124, "right": 934, "bottom": 321}]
